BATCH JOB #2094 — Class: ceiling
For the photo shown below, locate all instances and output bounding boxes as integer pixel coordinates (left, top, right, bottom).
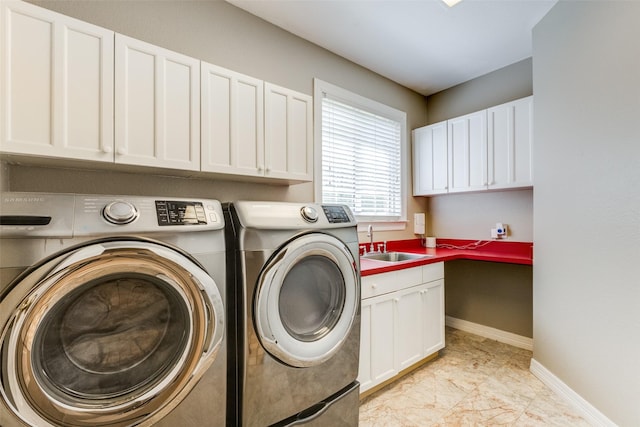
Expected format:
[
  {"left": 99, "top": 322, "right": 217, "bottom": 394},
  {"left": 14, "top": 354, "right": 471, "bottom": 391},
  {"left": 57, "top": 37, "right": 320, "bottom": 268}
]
[{"left": 226, "top": 0, "right": 557, "bottom": 96}]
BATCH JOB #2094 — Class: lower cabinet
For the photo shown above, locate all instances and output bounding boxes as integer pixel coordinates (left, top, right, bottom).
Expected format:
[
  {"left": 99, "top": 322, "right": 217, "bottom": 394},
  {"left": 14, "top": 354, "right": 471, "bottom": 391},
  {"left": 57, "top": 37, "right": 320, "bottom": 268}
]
[{"left": 358, "top": 263, "right": 445, "bottom": 394}]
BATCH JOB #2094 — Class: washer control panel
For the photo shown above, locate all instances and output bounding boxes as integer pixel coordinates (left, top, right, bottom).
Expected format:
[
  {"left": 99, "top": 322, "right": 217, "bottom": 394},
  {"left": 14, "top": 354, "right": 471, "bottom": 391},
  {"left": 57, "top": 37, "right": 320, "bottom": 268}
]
[
  {"left": 155, "top": 201, "right": 209, "bottom": 225},
  {"left": 322, "top": 205, "right": 352, "bottom": 223}
]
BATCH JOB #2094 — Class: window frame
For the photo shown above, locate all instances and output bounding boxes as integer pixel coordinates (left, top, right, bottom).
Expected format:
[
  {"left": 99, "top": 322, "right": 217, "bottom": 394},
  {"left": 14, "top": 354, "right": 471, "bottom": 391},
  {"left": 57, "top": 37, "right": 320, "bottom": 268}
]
[{"left": 313, "top": 78, "right": 407, "bottom": 231}]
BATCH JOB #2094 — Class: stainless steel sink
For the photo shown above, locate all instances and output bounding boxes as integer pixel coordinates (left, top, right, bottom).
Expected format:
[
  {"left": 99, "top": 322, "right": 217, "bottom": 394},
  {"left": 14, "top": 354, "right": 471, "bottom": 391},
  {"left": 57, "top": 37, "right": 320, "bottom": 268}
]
[{"left": 362, "top": 251, "right": 433, "bottom": 262}]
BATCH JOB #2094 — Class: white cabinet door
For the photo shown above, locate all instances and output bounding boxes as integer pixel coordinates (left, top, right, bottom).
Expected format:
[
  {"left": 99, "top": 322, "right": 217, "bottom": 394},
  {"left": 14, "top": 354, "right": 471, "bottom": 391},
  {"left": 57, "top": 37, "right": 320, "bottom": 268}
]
[
  {"left": 115, "top": 34, "right": 200, "bottom": 171},
  {"left": 412, "top": 121, "right": 448, "bottom": 195},
  {"left": 201, "top": 62, "right": 264, "bottom": 176},
  {"left": 488, "top": 96, "right": 533, "bottom": 189},
  {"left": 447, "top": 110, "right": 487, "bottom": 193},
  {"left": 366, "top": 293, "right": 397, "bottom": 389},
  {"left": 421, "top": 279, "right": 445, "bottom": 356},
  {"left": 264, "top": 83, "right": 313, "bottom": 181},
  {"left": 1, "top": 0, "right": 114, "bottom": 161},
  {"left": 395, "top": 285, "right": 426, "bottom": 370}
]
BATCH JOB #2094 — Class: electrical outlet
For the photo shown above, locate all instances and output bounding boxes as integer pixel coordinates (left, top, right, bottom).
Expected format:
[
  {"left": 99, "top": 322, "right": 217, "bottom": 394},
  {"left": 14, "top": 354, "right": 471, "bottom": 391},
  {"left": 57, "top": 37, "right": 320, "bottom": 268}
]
[{"left": 492, "top": 223, "right": 508, "bottom": 239}]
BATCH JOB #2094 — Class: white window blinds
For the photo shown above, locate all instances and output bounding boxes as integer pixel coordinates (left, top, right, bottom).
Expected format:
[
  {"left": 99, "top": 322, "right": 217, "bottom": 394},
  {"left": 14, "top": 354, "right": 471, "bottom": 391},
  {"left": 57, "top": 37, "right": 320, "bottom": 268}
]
[{"left": 321, "top": 93, "right": 403, "bottom": 220}]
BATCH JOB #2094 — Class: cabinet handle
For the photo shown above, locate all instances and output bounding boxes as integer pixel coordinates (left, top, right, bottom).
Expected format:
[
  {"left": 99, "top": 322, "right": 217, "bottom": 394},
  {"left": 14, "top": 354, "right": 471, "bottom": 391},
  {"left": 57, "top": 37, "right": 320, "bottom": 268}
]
[
  {"left": 371, "top": 284, "right": 378, "bottom": 289},
  {"left": 102, "top": 145, "right": 112, "bottom": 154},
  {"left": 393, "top": 298, "right": 400, "bottom": 303},
  {"left": 116, "top": 147, "right": 127, "bottom": 156}
]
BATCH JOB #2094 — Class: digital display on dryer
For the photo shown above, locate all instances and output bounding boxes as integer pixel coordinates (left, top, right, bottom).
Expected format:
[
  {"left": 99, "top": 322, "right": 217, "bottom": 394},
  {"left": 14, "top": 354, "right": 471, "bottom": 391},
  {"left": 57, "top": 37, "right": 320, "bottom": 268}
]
[
  {"left": 155, "top": 201, "right": 207, "bottom": 225},
  {"left": 322, "top": 205, "right": 351, "bottom": 223}
]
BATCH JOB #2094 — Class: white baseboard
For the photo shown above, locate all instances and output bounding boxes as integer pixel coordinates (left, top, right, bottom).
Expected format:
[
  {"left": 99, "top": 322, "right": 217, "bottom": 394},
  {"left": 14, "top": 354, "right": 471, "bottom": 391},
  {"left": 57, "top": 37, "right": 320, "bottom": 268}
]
[
  {"left": 445, "top": 316, "right": 533, "bottom": 351},
  {"left": 529, "top": 359, "right": 616, "bottom": 427}
]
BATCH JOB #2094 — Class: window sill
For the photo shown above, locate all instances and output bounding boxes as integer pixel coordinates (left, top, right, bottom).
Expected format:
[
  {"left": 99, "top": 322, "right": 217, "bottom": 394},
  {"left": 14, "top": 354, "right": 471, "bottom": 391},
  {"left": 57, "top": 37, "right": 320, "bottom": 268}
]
[{"left": 356, "top": 221, "right": 407, "bottom": 232}]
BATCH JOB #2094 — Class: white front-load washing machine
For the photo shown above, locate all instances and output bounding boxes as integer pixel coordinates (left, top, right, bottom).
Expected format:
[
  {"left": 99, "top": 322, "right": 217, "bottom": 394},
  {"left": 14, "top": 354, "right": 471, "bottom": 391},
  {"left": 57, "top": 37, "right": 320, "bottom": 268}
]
[
  {"left": 0, "top": 192, "right": 227, "bottom": 427},
  {"left": 224, "top": 201, "right": 361, "bottom": 427}
]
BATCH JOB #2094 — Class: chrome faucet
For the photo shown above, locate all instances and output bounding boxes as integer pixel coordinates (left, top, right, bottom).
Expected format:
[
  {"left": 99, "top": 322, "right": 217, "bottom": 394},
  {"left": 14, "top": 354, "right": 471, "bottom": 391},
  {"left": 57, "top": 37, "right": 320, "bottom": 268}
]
[{"left": 367, "top": 224, "right": 375, "bottom": 253}]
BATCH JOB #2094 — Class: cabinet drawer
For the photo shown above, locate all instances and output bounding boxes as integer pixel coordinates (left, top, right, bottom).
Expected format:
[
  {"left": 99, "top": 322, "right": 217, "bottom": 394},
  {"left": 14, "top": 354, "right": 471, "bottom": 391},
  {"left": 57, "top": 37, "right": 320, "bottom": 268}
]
[
  {"left": 361, "top": 266, "right": 422, "bottom": 299},
  {"left": 422, "top": 262, "right": 444, "bottom": 283}
]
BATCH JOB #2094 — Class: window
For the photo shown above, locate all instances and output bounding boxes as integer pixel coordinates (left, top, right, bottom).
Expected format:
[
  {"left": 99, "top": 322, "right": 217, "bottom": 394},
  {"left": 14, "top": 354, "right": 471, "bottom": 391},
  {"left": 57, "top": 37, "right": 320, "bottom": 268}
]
[{"left": 314, "top": 79, "right": 407, "bottom": 228}]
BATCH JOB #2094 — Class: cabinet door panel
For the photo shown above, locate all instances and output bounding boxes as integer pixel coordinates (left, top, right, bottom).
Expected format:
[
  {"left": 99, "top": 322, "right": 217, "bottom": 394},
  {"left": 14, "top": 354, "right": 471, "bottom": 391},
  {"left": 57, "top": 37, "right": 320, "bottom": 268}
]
[
  {"left": 513, "top": 97, "right": 533, "bottom": 185},
  {"left": 60, "top": 22, "right": 113, "bottom": 158},
  {"left": 116, "top": 40, "right": 155, "bottom": 159},
  {"left": 288, "top": 94, "right": 312, "bottom": 177},
  {"left": 2, "top": 4, "right": 54, "bottom": 151},
  {"left": 264, "top": 85, "right": 288, "bottom": 176},
  {"left": 264, "top": 82, "right": 312, "bottom": 181},
  {"left": 201, "top": 62, "right": 263, "bottom": 175},
  {"left": 448, "top": 111, "right": 487, "bottom": 193},
  {"left": 488, "top": 96, "right": 533, "bottom": 189},
  {"left": 162, "top": 58, "right": 195, "bottom": 164},
  {"left": 1, "top": 1, "right": 113, "bottom": 161},
  {"left": 422, "top": 280, "right": 445, "bottom": 356},
  {"left": 115, "top": 34, "right": 199, "bottom": 170},
  {"left": 412, "top": 122, "right": 448, "bottom": 195},
  {"left": 370, "top": 296, "right": 396, "bottom": 384},
  {"left": 235, "top": 76, "right": 263, "bottom": 174},
  {"left": 201, "top": 65, "right": 232, "bottom": 171},
  {"left": 396, "top": 286, "right": 424, "bottom": 370}
]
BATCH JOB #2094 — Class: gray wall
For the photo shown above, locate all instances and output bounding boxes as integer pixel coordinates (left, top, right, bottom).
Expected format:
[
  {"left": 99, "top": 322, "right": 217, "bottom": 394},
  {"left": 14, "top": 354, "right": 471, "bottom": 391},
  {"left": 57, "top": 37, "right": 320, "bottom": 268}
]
[
  {"left": 8, "top": 0, "right": 428, "bottom": 243},
  {"left": 445, "top": 261, "right": 533, "bottom": 338},
  {"left": 533, "top": 1, "right": 640, "bottom": 425},
  {"left": 424, "top": 59, "right": 534, "bottom": 243},
  {"left": 423, "top": 58, "right": 534, "bottom": 338},
  {"left": 426, "top": 57, "right": 532, "bottom": 126}
]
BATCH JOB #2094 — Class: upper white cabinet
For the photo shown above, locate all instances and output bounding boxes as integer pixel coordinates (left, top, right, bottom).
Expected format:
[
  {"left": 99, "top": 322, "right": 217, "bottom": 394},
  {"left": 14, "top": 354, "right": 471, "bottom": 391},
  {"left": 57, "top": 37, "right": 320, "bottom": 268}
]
[
  {"left": 412, "top": 96, "right": 533, "bottom": 196},
  {"left": 1, "top": 1, "right": 312, "bottom": 183},
  {"left": 201, "top": 62, "right": 264, "bottom": 176},
  {"left": 487, "top": 96, "right": 533, "bottom": 189},
  {"left": 264, "top": 83, "right": 313, "bottom": 181},
  {"left": 412, "top": 121, "right": 448, "bottom": 196},
  {"left": 447, "top": 110, "right": 488, "bottom": 193},
  {"left": 0, "top": 0, "right": 114, "bottom": 162},
  {"left": 115, "top": 34, "right": 200, "bottom": 171}
]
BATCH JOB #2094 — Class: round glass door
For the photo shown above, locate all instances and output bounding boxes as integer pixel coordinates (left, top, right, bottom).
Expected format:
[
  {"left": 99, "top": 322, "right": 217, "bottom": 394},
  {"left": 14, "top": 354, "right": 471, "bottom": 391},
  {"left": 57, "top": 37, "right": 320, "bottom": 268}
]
[
  {"left": 0, "top": 239, "right": 224, "bottom": 427},
  {"left": 254, "top": 233, "right": 359, "bottom": 367}
]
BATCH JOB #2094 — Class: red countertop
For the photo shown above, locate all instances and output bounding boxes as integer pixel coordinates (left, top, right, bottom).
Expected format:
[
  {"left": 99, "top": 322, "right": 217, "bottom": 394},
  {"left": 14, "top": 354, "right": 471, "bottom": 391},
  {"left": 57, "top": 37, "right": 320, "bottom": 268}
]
[{"left": 360, "top": 238, "right": 533, "bottom": 276}]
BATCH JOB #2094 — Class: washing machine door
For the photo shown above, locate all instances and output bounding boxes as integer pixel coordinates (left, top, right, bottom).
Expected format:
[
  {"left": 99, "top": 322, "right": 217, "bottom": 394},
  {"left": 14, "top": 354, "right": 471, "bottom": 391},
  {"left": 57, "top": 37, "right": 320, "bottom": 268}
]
[
  {"left": 0, "top": 239, "right": 224, "bottom": 427},
  {"left": 254, "top": 232, "right": 359, "bottom": 368}
]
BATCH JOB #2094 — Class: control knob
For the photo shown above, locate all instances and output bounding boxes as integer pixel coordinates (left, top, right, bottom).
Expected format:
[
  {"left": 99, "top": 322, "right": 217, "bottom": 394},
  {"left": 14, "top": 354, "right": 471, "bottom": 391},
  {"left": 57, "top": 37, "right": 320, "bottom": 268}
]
[
  {"left": 300, "top": 206, "right": 319, "bottom": 223},
  {"left": 103, "top": 200, "right": 139, "bottom": 225}
]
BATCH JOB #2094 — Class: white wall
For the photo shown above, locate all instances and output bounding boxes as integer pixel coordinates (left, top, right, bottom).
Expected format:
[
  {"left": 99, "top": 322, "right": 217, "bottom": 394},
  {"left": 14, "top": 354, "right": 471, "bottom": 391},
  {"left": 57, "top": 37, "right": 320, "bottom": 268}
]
[{"left": 532, "top": 2, "right": 640, "bottom": 425}]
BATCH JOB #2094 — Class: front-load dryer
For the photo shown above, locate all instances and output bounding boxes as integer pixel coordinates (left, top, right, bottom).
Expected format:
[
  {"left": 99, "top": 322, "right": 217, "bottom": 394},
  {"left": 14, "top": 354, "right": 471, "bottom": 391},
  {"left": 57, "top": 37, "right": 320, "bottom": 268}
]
[
  {"left": 0, "top": 193, "right": 227, "bottom": 427},
  {"left": 225, "top": 201, "right": 361, "bottom": 427}
]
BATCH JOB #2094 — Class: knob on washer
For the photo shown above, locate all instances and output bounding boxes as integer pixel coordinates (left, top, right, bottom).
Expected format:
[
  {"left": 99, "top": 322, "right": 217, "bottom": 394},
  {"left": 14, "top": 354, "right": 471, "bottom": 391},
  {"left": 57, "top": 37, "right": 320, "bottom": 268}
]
[
  {"left": 103, "top": 200, "right": 139, "bottom": 225},
  {"left": 300, "top": 206, "right": 319, "bottom": 223}
]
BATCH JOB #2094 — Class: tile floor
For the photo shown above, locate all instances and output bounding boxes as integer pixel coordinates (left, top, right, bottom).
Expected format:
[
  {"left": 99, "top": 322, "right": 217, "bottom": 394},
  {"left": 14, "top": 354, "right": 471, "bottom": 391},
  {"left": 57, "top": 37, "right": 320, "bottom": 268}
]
[{"left": 359, "top": 328, "right": 592, "bottom": 426}]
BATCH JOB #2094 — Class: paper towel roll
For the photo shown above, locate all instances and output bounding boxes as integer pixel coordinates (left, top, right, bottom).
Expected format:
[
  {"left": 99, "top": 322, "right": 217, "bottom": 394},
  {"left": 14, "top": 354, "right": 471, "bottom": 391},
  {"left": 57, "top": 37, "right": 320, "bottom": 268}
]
[{"left": 426, "top": 237, "right": 436, "bottom": 248}]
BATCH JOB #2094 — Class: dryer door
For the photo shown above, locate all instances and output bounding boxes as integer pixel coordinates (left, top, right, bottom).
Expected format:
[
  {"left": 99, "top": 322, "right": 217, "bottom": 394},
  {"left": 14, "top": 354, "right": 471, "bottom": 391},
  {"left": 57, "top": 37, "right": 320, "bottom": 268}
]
[
  {"left": 255, "top": 233, "right": 359, "bottom": 367},
  {"left": 0, "top": 239, "right": 224, "bottom": 427}
]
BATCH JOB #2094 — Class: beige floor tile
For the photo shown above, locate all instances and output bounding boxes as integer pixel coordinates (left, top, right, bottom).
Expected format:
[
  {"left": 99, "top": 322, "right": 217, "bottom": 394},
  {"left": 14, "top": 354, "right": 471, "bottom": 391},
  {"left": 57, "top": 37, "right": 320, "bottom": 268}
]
[{"left": 359, "top": 328, "right": 592, "bottom": 426}]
